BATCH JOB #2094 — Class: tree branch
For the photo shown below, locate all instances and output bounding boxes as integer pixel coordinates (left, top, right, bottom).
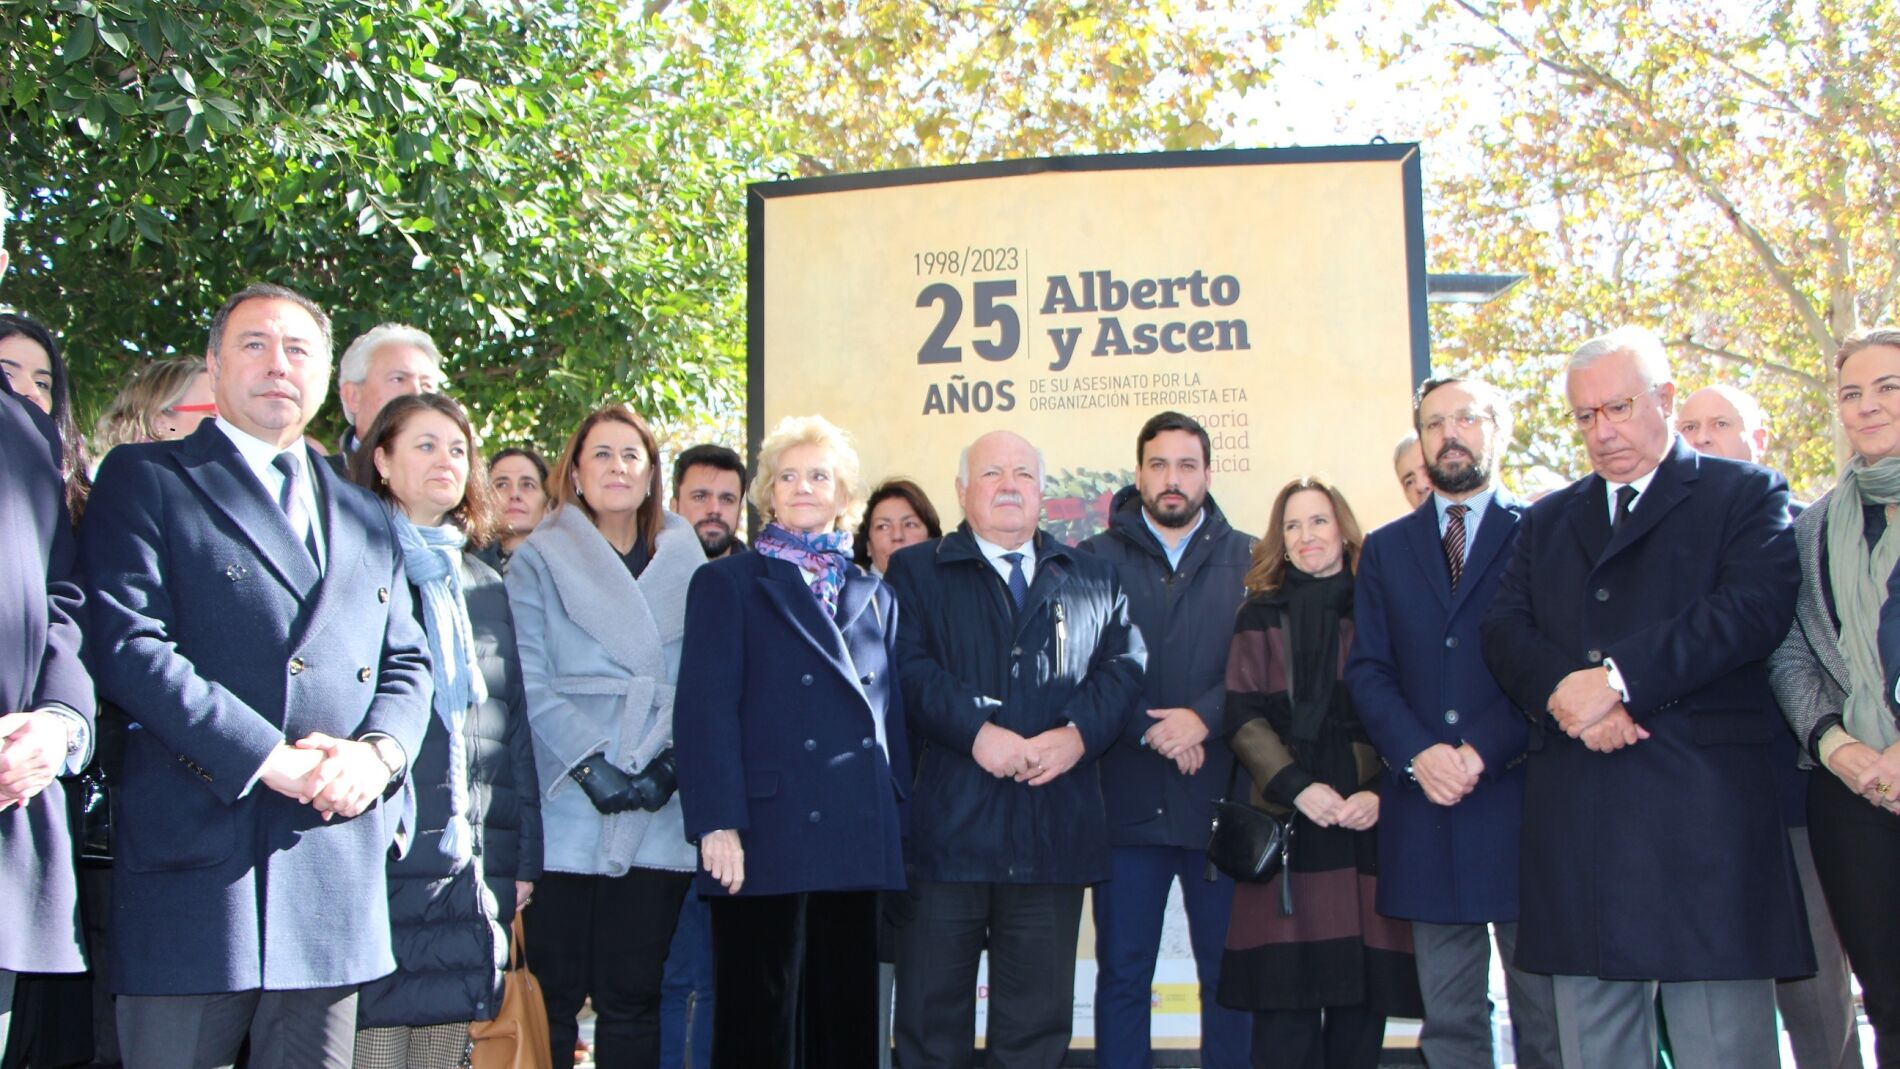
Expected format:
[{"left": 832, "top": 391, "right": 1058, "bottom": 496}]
[{"left": 1670, "top": 336, "right": 1824, "bottom": 390}]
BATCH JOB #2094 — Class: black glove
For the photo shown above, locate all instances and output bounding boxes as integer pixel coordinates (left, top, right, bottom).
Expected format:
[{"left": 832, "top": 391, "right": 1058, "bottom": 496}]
[
  {"left": 626, "top": 748, "right": 678, "bottom": 813},
  {"left": 569, "top": 753, "right": 641, "bottom": 814}
]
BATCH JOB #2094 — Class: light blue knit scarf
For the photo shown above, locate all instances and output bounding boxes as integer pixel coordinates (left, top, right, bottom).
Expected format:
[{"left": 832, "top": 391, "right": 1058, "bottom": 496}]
[{"left": 394, "top": 515, "right": 486, "bottom": 863}]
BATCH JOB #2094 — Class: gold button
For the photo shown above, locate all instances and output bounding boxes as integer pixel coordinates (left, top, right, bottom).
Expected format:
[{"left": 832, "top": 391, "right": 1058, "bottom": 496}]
[
  {"left": 288, "top": 657, "right": 305, "bottom": 675},
  {"left": 378, "top": 587, "right": 390, "bottom": 603},
  {"left": 358, "top": 667, "right": 373, "bottom": 683}
]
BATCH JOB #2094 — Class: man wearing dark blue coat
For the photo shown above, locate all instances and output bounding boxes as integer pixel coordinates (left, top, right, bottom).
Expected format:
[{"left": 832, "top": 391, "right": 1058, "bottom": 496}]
[
  {"left": 81, "top": 284, "right": 431, "bottom": 1069},
  {"left": 1480, "top": 327, "right": 1810, "bottom": 1069},
  {"left": 1076, "top": 412, "right": 1252, "bottom": 1069},
  {"left": 1346, "top": 377, "right": 1558, "bottom": 1069},
  {"left": 886, "top": 429, "right": 1145, "bottom": 1069},
  {"left": 0, "top": 369, "right": 96, "bottom": 1052}
]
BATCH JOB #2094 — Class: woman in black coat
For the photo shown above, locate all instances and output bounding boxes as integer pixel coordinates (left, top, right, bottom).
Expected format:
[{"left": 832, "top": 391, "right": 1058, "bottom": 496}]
[
  {"left": 1218, "top": 477, "right": 1420, "bottom": 1069},
  {"left": 675, "top": 415, "right": 908, "bottom": 1069},
  {"left": 349, "top": 393, "right": 544, "bottom": 1068}
]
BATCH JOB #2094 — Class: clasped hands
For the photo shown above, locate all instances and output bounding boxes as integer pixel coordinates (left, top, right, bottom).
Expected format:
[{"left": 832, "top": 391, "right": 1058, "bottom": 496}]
[
  {"left": 1294, "top": 782, "right": 1379, "bottom": 830},
  {"left": 569, "top": 750, "right": 678, "bottom": 815},
  {"left": 0, "top": 710, "right": 71, "bottom": 811},
  {"left": 1549, "top": 667, "right": 1651, "bottom": 753},
  {"left": 1411, "top": 742, "right": 1485, "bottom": 806},
  {"left": 1143, "top": 707, "right": 1209, "bottom": 775},
  {"left": 972, "top": 721, "right": 1085, "bottom": 786},
  {"left": 1825, "top": 738, "right": 1900, "bottom": 815},
  {"left": 257, "top": 733, "right": 389, "bottom": 821}
]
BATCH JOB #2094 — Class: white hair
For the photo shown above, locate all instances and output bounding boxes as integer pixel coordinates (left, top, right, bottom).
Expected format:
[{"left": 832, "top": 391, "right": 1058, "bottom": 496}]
[
  {"left": 1392, "top": 430, "right": 1419, "bottom": 466},
  {"left": 956, "top": 436, "right": 1047, "bottom": 489},
  {"left": 1690, "top": 383, "right": 1766, "bottom": 434},
  {"left": 337, "top": 323, "right": 443, "bottom": 421},
  {"left": 1568, "top": 325, "right": 1673, "bottom": 388}
]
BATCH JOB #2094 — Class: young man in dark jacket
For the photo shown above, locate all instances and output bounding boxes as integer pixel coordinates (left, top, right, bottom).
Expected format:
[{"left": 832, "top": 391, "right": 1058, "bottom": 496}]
[
  {"left": 885, "top": 429, "right": 1146, "bottom": 1069},
  {"left": 1077, "top": 411, "right": 1255, "bottom": 1069}
]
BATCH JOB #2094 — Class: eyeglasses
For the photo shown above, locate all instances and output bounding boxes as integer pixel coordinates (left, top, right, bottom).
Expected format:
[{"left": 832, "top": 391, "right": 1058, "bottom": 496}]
[
  {"left": 1420, "top": 409, "right": 1493, "bottom": 435},
  {"left": 165, "top": 402, "right": 218, "bottom": 416},
  {"left": 1571, "top": 394, "right": 1646, "bottom": 430}
]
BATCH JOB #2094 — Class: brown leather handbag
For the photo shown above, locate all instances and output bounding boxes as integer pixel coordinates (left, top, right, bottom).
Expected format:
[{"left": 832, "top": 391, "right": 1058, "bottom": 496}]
[{"left": 465, "top": 915, "right": 553, "bottom": 1069}]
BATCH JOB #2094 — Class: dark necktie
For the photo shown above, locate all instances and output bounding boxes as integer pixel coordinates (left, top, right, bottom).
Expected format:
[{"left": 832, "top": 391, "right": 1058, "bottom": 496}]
[
  {"left": 271, "top": 452, "right": 320, "bottom": 563},
  {"left": 1444, "top": 503, "right": 1469, "bottom": 591},
  {"left": 1002, "top": 551, "right": 1029, "bottom": 612},
  {"left": 1613, "top": 484, "right": 1637, "bottom": 534}
]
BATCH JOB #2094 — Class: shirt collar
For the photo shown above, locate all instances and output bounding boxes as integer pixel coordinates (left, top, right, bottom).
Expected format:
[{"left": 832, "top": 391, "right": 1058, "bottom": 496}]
[
  {"left": 215, "top": 416, "right": 304, "bottom": 471},
  {"left": 1434, "top": 486, "right": 1494, "bottom": 523},
  {"left": 971, "top": 530, "right": 1035, "bottom": 567}
]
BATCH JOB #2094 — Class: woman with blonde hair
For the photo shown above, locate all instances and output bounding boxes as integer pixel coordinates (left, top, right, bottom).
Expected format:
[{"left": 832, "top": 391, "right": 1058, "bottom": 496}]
[
  {"left": 676, "top": 415, "right": 908, "bottom": 1069},
  {"left": 91, "top": 357, "right": 217, "bottom": 457},
  {"left": 1217, "top": 476, "right": 1420, "bottom": 1069}
]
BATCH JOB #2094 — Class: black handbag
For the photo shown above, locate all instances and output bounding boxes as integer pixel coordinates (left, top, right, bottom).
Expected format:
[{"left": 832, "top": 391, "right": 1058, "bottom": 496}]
[
  {"left": 1206, "top": 756, "right": 1294, "bottom": 915},
  {"left": 75, "top": 765, "right": 111, "bottom": 863}
]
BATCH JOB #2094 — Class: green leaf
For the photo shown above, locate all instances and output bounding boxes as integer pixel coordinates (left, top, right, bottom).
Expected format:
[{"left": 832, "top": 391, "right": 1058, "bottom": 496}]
[
  {"left": 60, "top": 19, "right": 98, "bottom": 66},
  {"left": 173, "top": 66, "right": 198, "bottom": 95}
]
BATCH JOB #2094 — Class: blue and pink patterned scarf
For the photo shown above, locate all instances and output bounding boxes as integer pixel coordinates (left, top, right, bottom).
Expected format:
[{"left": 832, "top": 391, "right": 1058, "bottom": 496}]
[{"left": 755, "top": 522, "right": 854, "bottom": 617}]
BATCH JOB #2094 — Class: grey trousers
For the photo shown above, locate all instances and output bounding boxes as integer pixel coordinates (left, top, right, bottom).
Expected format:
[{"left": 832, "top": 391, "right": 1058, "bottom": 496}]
[
  {"left": 1552, "top": 974, "right": 1778, "bottom": 1069},
  {"left": 1412, "top": 921, "right": 1562, "bottom": 1069},
  {"left": 117, "top": 986, "right": 358, "bottom": 1069},
  {"left": 1779, "top": 827, "right": 1865, "bottom": 1069}
]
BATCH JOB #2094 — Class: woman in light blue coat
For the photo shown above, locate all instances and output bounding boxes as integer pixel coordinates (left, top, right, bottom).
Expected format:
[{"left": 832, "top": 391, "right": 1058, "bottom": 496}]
[{"left": 505, "top": 403, "right": 704, "bottom": 1069}]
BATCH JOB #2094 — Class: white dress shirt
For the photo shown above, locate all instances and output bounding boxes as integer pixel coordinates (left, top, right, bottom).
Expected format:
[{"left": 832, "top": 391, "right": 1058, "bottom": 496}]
[
  {"left": 972, "top": 531, "right": 1037, "bottom": 587},
  {"left": 1604, "top": 468, "right": 1659, "bottom": 527},
  {"left": 216, "top": 417, "right": 325, "bottom": 571}
]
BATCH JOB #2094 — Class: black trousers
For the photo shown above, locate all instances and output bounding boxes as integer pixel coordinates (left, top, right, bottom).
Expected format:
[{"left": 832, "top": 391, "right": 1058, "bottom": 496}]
[
  {"left": 707, "top": 890, "right": 879, "bottom": 1069},
  {"left": 1808, "top": 769, "right": 1900, "bottom": 1068},
  {"left": 892, "top": 881, "right": 1084, "bottom": 1069},
  {"left": 116, "top": 985, "right": 358, "bottom": 1069},
  {"left": 1249, "top": 1004, "right": 1384, "bottom": 1069},
  {"left": 524, "top": 868, "right": 691, "bottom": 1069}
]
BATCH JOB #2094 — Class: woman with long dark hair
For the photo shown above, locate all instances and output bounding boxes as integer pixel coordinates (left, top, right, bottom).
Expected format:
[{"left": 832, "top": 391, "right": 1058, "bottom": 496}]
[{"left": 0, "top": 312, "right": 89, "bottom": 517}]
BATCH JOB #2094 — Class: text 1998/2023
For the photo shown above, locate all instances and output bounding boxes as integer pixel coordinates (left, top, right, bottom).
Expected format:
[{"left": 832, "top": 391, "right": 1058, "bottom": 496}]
[{"left": 914, "top": 246, "right": 1021, "bottom": 276}]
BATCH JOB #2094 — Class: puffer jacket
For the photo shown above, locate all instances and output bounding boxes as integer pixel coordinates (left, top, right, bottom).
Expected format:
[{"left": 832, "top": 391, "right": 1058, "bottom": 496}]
[{"left": 358, "top": 551, "right": 543, "bottom": 1028}]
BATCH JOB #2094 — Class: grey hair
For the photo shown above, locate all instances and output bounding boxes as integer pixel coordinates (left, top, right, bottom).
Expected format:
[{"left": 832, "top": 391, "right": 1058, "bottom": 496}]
[
  {"left": 1392, "top": 430, "right": 1418, "bottom": 466},
  {"left": 956, "top": 437, "right": 1047, "bottom": 489},
  {"left": 1568, "top": 325, "right": 1673, "bottom": 388},
  {"left": 338, "top": 323, "right": 443, "bottom": 421}
]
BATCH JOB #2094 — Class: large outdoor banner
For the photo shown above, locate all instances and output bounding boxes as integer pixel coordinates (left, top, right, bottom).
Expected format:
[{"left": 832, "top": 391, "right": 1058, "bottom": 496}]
[
  {"left": 748, "top": 146, "right": 1430, "bottom": 1056},
  {"left": 749, "top": 144, "right": 1430, "bottom": 551}
]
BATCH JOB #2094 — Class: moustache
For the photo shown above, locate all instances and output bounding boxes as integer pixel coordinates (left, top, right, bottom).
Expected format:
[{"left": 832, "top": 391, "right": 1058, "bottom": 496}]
[
  {"left": 991, "top": 492, "right": 1026, "bottom": 508},
  {"left": 1436, "top": 444, "right": 1473, "bottom": 463}
]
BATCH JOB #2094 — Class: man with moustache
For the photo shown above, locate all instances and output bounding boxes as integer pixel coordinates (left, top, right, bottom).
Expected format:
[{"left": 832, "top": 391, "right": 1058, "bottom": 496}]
[
  {"left": 1077, "top": 411, "right": 1254, "bottom": 1069},
  {"left": 670, "top": 444, "right": 747, "bottom": 558},
  {"left": 1480, "top": 327, "right": 1810, "bottom": 1069},
  {"left": 1678, "top": 383, "right": 1863, "bottom": 1069},
  {"left": 659, "top": 442, "right": 747, "bottom": 1069},
  {"left": 1347, "top": 378, "right": 1561, "bottom": 1069},
  {"left": 81, "top": 284, "right": 432, "bottom": 1067},
  {"left": 1393, "top": 431, "right": 1432, "bottom": 509},
  {"left": 885, "top": 429, "right": 1145, "bottom": 1069}
]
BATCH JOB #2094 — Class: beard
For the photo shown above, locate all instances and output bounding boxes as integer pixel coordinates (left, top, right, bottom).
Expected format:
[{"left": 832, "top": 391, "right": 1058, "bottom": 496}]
[
  {"left": 1143, "top": 487, "right": 1205, "bottom": 528},
  {"left": 695, "top": 521, "right": 736, "bottom": 557},
  {"left": 1428, "top": 444, "right": 1490, "bottom": 495}
]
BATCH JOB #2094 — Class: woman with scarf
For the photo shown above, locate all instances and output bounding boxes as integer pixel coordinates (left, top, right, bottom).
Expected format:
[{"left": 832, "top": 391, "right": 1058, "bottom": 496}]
[
  {"left": 1771, "top": 327, "right": 1900, "bottom": 1067},
  {"left": 506, "top": 403, "right": 705, "bottom": 1069},
  {"left": 346, "top": 393, "right": 544, "bottom": 1068},
  {"left": 1217, "top": 477, "right": 1420, "bottom": 1069},
  {"left": 675, "top": 415, "right": 907, "bottom": 1069}
]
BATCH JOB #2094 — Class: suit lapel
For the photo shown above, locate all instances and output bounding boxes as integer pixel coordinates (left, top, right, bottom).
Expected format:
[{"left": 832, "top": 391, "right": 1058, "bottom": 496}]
[
  {"left": 1450, "top": 495, "right": 1521, "bottom": 610},
  {"left": 1401, "top": 504, "right": 1453, "bottom": 610},
  {"left": 176, "top": 424, "right": 320, "bottom": 598},
  {"left": 1799, "top": 493, "right": 1853, "bottom": 691},
  {"left": 292, "top": 452, "right": 368, "bottom": 648},
  {"left": 1597, "top": 442, "right": 1696, "bottom": 567},
  {"left": 1565, "top": 477, "right": 1613, "bottom": 566},
  {"left": 757, "top": 562, "right": 875, "bottom": 709}
]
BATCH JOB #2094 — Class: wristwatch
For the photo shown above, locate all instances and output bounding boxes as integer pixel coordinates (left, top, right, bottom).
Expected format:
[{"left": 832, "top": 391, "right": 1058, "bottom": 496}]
[
  {"left": 363, "top": 733, "right": 405, "bottom": 786},
  {"left": 1602, "top": 657, "right": 1630, "bottom": 702}
]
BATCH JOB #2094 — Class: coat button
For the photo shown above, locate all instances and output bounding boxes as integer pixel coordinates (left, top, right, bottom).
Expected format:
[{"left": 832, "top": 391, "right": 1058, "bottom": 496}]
[
  {"left": 1444, "top": 636, "right": 1459, "bottom": 649},
  {"left": 808, "top": 811, "right": 821, "bottom": 823},
  {"left": 804, "top": 739, "right": 817, "bottom": 751},
  {"left": 1595, "top": 588, "right": 1610, "bottom": 602},
  {"left": 1444, "top": 709, "right": 1460, "bottom": 725},
  {"left": 861, "top": 737, "right": 874, "bottom": 749},
  {"left": 1011, "top": 647, "right": 1022, "bottom": 658},
  {"left": 358, "top": 667, "right": 373, "bottom": 682},
  {"left": 861, "top": 672, "right": 876, "bottom": 684},
  {"left": 288, "top": 657, "right": 305, "bottom": 675},
  {"left": 378, "top": 587, "right": 390, "bottom": 603},
  {"left": 800, "top": 674, "right": 813, "bottom": 686},
  {"left": 1587, "top": 649, "right": 1603, "bottom": 663}
]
